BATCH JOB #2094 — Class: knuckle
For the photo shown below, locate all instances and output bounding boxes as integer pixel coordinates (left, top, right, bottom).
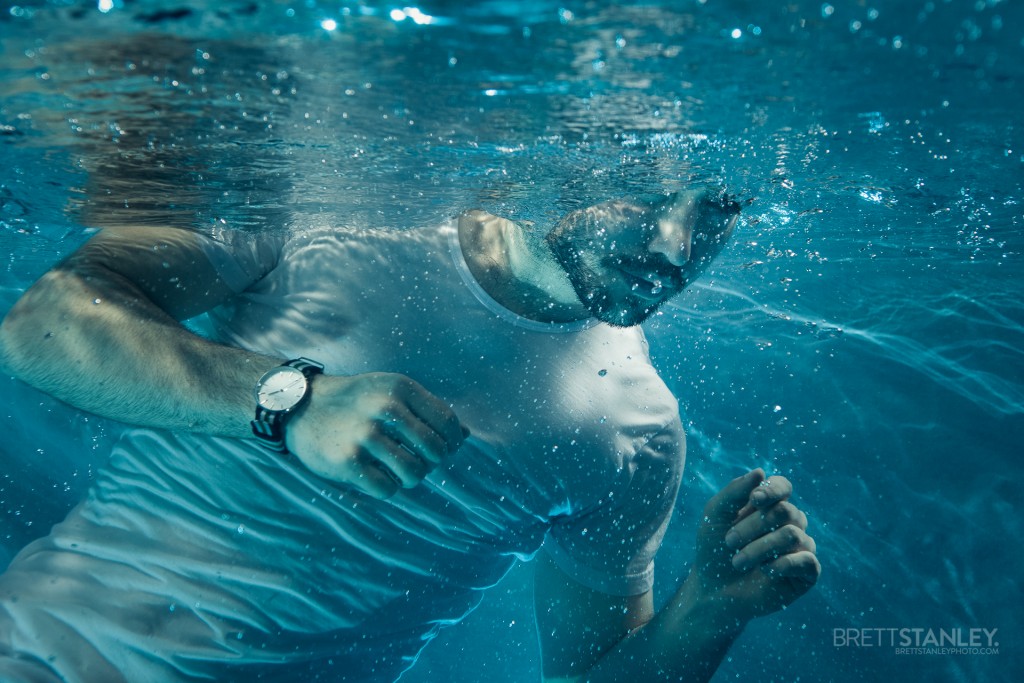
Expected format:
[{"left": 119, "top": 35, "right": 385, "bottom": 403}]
[
  {"left": 444, "top": 433, "right": 462, "bottom": 453},
  {"left": 376, "top": 397, "right": 403, "bottom": 416},
  {"left": 353, "top": 420, "right": 377, "bottom": 440},
  {"left": 424, "top": 432, "right": 446, "bottom": 456},
  {"left": 761, "top": 503, "right": 787, "bottom": 528},
  {"left": 374, "top": 401, "right": 397, "bottom": 418},
  {"left": 366, "top": 421, "right": 389, "bottom": 440},
  {"left": 415, "top": 451, "right": 435, "bottom": 473},
  {"left": 397, "top": 454, "right": 428, "bottom": 480},
  {"left": 805, "top": 535, "right": 818, "bottom": 554},
  {"left": 777, "top": 501, "right": 802, "bottom": 525},
  {"left": 390, "top": 374, "right": 416, "bottom": 394},
  {"left": 780, "top": 524, "right": 802, "bottom": 546}
]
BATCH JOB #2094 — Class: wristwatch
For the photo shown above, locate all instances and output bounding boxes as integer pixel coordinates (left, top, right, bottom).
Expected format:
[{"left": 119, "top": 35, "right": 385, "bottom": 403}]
[{"left": 250, "top": 357, "right": 324, "bottom": 452}]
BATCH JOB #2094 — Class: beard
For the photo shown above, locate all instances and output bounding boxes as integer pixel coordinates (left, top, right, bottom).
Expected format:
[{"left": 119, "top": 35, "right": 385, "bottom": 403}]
[
  {"left": 540, "top": 190, "right": 739, "bottom": 328},
  {"left": 544, "top": 234, "right": 675, "bottom": 328}
]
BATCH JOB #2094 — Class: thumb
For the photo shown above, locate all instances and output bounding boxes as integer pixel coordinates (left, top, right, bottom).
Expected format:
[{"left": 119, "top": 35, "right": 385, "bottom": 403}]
[{"left": 701, "top": 468, "right": 766, "bottom": 525}]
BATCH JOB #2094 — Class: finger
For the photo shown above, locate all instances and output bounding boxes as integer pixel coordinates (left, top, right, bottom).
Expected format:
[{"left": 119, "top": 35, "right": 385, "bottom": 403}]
[
  {"left": 349, "top": 456, "right": 402, "bottom": 500},
  {"left": 380, "top": 403, "right": 448, "bottom": 466},
  {"left": 702, "top": 468, "right": 766, "bottom": 525},
  {"left": 732, "top": 524, "right": 816, "bottom": 572},
  {"left": 725, "top": 500, "right": 808, "bottom": 550},
  {"left": 749, "top": 475, "right": 793, "bottom": 509},
  {"left": 396, "top": 379, "right": 466, "bottom": 453},
  {"left": 365, "top": 435, "right": 431, "bottom": 488},
  {"left": 760, "top": 550, "right": 822, "bottom": 587},
  {"left": 733, "top": 474, "right": 794, "bottom": 520}
]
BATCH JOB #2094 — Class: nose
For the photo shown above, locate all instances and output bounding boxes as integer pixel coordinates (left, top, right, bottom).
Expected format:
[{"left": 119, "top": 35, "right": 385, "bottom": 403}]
[{"left": 647, "top": 216, "right": 693, "bottom": 267}]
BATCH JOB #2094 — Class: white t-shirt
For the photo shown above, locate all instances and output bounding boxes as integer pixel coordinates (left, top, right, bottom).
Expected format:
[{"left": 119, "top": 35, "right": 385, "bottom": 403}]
[{"left": 0, "top": 223, "right": 685, "bottom": 683}]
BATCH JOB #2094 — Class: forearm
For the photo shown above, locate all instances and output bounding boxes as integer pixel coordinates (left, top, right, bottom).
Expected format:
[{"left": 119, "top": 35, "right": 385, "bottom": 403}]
[
  {"left": 582, "top": 574, "right": 746, "bottom": 682},
  {"left": 545, "top": 470, "right": 821, "bottom": 682},
  {"left": 0, "top": 263, "right": 278, "bottom": 437}
]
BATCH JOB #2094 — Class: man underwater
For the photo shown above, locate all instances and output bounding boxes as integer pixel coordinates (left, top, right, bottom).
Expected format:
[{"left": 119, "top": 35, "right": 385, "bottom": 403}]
[{"left": 0, "top": 188, "right": 819, "bottom": 682}]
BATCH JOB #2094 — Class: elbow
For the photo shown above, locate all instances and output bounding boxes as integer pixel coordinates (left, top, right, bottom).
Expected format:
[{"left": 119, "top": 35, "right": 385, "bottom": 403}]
[
  {"left": 0, "top": 297, "right": 34, "bottom": 378},
  {"left": 0, "top": 268, "right": 76, "bottom": 378},
  {"left": 0, "top": 310, "right": 15, "bottom": 376}
]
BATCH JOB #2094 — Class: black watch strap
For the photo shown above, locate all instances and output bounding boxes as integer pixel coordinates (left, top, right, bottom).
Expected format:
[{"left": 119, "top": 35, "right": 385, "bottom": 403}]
[{"left": 250, "top": 357, "right": 324, "bottom": 453}]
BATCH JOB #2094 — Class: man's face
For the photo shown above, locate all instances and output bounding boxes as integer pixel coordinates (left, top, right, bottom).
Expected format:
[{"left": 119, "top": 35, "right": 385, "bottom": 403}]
[{"left": 545, "top": 190, "right": 739, "bottom": 327}]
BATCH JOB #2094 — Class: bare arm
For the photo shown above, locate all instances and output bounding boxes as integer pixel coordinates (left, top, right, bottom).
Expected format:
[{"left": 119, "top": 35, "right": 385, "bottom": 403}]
[
  {"left": 537, "top": 470, "right": 820, "bottom": 682},
  {"left": 535, "top": 552, "right": 654, "bottom": 682},
  {"left": 536, "top": 556, "right": 741, "bottom": 683},
  {"left": 0, "top": 226, "right": 276, "bottom": 437},
  {"left": 0, "top": 225, "right": 466, "bottom": 498}
]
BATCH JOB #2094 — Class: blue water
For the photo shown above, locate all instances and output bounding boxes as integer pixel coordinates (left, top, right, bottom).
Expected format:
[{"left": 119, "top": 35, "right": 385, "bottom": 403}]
[{"left": 1, "top": 1, "right": 1022, "bottom": 681}]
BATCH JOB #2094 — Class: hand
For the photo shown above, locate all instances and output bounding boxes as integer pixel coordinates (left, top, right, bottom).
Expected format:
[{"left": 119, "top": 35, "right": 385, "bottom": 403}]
[
  {"left": 285, "top": 372, "right": 467, "bottom": 499},
  {"left": 690, "top": 469, "right": 820, "bottom": 621}
]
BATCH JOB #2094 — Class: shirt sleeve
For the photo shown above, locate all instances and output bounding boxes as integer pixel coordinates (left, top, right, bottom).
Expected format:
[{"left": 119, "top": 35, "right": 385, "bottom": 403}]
[
  {"left": 543, "top": 420, "right": 685, "bottom": 597},
  {"left": 195, "top": 226, "right": 287, "bottom": 294}
]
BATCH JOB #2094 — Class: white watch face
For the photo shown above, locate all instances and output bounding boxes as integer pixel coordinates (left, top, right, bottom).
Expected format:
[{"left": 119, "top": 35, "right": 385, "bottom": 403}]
[{"left": 256, "top": 366, "right": 308, "bottom": 412}]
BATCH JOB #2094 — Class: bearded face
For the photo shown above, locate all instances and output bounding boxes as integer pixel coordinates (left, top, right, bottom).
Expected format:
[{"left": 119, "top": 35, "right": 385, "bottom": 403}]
[{"left": 545, "top": 190, "right": 739, "bottom": 327}]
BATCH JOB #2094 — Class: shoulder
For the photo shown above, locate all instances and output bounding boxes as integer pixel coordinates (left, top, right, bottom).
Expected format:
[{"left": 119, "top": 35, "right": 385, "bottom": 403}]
[
  {"left": 260, "top": 223, "right": 459, "bottom": 301},
  {"left": 281, "top": 223, "right": 454, "bottom": 262}
]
